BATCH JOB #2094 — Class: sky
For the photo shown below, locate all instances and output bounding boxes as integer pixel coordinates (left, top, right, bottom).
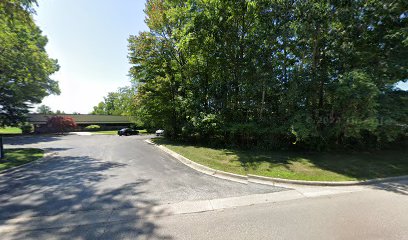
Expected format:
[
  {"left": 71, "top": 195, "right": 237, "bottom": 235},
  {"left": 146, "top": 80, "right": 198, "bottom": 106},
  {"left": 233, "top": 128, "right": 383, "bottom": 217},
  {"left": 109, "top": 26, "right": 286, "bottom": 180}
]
[
  {"left": 34, "top": 0, "right": 149, "bottom": 114},
  {"left": 33, "top": 0, "right": 407, "bottom": 114}
]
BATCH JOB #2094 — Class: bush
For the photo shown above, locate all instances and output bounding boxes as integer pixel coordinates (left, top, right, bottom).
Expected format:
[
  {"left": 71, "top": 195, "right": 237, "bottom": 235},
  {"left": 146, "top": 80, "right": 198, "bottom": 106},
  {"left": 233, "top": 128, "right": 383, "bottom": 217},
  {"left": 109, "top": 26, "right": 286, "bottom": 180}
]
[
  {"left": 20, "top": 123, "right": 33, "bottom": 134},
  {"left": 84, "top": 125, "right": 101, "bottom": 131},
  {"left": 46, "top": 116, "right": 77, "bottom": 133}
]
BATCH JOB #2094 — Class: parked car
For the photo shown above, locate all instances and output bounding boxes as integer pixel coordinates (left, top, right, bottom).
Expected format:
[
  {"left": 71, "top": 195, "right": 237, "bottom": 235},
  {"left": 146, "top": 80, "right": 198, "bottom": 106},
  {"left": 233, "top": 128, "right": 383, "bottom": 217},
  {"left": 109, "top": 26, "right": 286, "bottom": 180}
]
[
  {"left": 155, "top": 129, "right": 164, "bottom": 136},
  {"left": 117, "top": 128, "right": 139, "bottom": 136}
]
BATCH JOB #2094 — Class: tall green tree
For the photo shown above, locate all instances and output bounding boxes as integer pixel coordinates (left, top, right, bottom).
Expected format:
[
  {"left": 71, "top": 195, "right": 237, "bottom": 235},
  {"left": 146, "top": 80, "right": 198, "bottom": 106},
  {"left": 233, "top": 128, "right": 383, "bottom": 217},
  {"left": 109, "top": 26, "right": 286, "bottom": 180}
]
[
  {"left": 0, "top": 0, "right": 60, "bottom": 127},
  {"left": 91, "top": 86, "right": 137, "bottom": 116},
  {"left": 129, "top": 0, "right": 407, "bottom": 149},
  {"left": 36, "top": 105, "right": 53, "bottom": 114}
]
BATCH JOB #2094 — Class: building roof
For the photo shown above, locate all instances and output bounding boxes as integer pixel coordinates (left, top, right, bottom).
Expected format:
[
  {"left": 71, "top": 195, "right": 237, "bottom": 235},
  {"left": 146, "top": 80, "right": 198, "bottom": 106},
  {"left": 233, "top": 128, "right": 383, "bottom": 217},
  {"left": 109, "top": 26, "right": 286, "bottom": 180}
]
[{"left": 27, "top": 114, "right": 132, "bottom": 124}]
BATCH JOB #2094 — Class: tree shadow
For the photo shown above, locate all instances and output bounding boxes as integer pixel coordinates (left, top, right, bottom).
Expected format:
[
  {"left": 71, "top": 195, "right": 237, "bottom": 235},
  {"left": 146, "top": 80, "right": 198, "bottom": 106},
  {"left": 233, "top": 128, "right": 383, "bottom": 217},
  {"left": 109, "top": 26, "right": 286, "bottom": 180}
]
[
  {"left": 232, "top": 150, "right": 293, "bottom": 172},
  {"left": 0, "top": 155, "right": 172, "bottom": 239},
  {"left": 232, "top": 149, "right": 408, "bottom": 195},
  {"left": 3, "top": 135, "right": 63, "bottom": 146},
  {"left": 41, "top": 147, "right": 72, "bottom": 152},
  {"left": 228, "top": 148, "right": 407, "bottom": 177},
  {"left": 155, "top": 139, "right": 407, "bottom": 195},
  {"left": 368, "top": 180, "right": 408, "bottom": 196}
]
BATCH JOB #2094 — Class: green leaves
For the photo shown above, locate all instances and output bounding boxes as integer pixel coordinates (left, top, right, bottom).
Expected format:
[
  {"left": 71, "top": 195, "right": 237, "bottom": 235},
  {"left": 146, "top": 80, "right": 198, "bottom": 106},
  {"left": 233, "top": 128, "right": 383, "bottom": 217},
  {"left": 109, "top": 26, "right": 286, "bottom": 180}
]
[
  {"left": 0, "top": 0, "right": 59, "bottom": 126},
  {"left": 128, "top": 0, "right": 407, "bottom": 149},
  {"left": 91, "top": 87, "right": 137, "bottom": 116},
  {"left": 333, "top": 71, "right": 379, "bottom": 138}
]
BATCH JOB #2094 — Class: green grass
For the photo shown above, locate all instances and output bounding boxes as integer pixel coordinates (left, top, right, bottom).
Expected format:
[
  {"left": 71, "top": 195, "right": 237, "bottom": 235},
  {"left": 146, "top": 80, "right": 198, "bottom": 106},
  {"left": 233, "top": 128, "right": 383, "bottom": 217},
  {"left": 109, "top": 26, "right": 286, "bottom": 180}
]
[
  {"left": 138, "top": 129, "right": 148, "bottom": 134},
  {"left": 91, "top": 129, "right": 149, "bottom": 135},
  {"left": 91, "top": 130, "right": 118, "bottom": 135},
  {"left": 153, "top": 139, "right": 408, "bottom": 181},
  {"left": 0, "top": 127, "right": 22, "bottom": 135},
  {"left": 0, "top": 148, "right": 44, "bottom": 171}
]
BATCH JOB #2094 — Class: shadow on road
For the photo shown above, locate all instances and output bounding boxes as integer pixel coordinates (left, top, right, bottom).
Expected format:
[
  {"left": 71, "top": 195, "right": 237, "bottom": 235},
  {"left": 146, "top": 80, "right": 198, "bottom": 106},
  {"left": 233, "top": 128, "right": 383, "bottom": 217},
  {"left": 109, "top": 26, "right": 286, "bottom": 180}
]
[
  {"left": 0, "top": 155, "right": 172, "bottom": 239},
  {"left": 41, "top": 147, "right": 72, "bottom": 152},
  {"left": 369, "top": 180, "right": 408, "bottom": 196},
  {"left": 3, "top": 135, "right": 63, "bottom": 146}
]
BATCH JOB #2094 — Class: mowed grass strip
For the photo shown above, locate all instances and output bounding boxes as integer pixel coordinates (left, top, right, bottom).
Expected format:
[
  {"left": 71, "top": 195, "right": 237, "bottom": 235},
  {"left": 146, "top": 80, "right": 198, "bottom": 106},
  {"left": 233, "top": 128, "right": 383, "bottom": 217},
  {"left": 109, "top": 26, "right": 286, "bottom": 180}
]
[
  {"left": 91, "top": 130, "right": 118, "bottom": 135},
  {"left": 153, "top": 139, "right": 408, "bottom": 181},
  {"left": 0, "top": 127, "right": 22, "bottom": 135},
  {"left": 0, "top": 148, "right": 44, "bottom": 171}
]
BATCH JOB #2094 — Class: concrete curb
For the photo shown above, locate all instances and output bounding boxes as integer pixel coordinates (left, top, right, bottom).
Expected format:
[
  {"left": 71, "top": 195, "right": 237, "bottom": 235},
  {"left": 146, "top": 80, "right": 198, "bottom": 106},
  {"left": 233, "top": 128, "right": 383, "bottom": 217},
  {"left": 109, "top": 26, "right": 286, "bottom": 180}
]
[
  {"left": 146, "top": 140, "right": 248, "bottom": 184},
  {"left": 0, "top": 150, "right": 55, "bottom": 175},
  {"left": 248, "top": 174, "right": 408, "bottom": 186},
  {"left": 146, "top": 139, "right": 408, "bottom": 186}
]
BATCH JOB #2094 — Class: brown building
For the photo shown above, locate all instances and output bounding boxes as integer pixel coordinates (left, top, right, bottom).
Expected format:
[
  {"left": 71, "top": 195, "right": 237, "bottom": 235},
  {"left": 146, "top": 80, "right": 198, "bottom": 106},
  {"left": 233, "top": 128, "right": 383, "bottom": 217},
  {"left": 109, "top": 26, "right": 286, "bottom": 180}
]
[{"left": 27, "top": 114, "right": 133, "bottom": 133}]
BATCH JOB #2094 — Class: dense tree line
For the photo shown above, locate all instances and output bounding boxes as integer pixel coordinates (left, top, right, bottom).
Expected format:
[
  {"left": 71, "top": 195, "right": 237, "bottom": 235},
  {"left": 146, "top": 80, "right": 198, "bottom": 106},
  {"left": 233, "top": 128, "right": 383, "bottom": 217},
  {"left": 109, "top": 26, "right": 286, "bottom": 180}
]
[
  {"left": 0, "top": 0, "right": 60, "bottom": 126},
  {"left": 91, "top": 86, "right": 137, "bottom": 116},
  {"left": 129, "top": 0, "right": 407, "bottom": 150}
]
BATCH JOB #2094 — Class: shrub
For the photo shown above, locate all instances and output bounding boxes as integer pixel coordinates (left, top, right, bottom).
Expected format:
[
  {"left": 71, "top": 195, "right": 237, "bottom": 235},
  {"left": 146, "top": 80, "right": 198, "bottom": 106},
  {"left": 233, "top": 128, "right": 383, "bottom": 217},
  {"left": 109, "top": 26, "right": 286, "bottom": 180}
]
[
  {"left": 46, "top": 116, "right": 77, "bottom": 133},
  {"left": 85, "top": 125, "right": 101, "bottom": 131},
  {"left": 20, "top": 123, "right": 33, "bottom": 134}
]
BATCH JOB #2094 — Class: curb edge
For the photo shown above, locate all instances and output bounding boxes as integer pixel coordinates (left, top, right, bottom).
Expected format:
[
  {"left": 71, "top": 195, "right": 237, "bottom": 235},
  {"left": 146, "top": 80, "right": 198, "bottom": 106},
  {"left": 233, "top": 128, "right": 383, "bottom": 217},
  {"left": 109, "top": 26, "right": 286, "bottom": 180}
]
[{"left": 146, "top": 139, "right": 408, "bottom": 186}]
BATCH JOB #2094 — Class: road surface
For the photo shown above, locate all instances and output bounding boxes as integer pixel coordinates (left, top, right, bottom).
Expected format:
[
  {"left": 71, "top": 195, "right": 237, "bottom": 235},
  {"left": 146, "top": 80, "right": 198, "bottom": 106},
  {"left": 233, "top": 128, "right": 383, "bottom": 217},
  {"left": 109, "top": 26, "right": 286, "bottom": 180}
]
[{"left": 1, "top": 134, "right": 407, "bottom": 239}]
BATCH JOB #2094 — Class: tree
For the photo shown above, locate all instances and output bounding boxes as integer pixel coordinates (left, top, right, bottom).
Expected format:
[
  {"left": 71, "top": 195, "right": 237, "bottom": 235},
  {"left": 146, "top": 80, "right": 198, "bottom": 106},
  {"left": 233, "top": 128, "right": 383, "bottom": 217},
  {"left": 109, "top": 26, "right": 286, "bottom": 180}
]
[
  {"left": 128, "top": 0, "right": 407, "bottom": 149},
  {"left": 91, "top": 86, "right": 137, "bottom": 116},
  {"left": 376, "top": 88, "right": 408, "bottom": 145},
  {"left": 36, "top": 105, "right": 53, "bottom": 114},
  {"left": 0, "top": 0, "right": 60, "bottom": 127},
  {"left": 46, "top": 116, "right": 77, "bottom": 134},
  {"left": 55, "top": 110, "right": 65, "bottom": 114}
]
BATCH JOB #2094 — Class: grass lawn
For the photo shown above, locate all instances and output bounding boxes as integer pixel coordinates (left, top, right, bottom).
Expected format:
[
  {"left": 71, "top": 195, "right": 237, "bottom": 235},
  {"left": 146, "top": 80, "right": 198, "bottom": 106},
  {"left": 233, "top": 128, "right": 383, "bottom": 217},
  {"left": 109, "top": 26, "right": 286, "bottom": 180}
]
[
  {"left": 153, "top": 139, "right": 408, "bottom": 181},
  {"left": 138, "top": 129, "right": 148, "bottom": 134},
  {"left": 91, "top": 129, "right": 149, "bottom": 135},
  {"left": 91, "top": 130, "right": 118, "bottom": 135},
  {"left": 0, "top": 127, "right": 22, "bottom": 135},
  {"left": 0, "top": 148, "right": 44, "bottom": 171}
]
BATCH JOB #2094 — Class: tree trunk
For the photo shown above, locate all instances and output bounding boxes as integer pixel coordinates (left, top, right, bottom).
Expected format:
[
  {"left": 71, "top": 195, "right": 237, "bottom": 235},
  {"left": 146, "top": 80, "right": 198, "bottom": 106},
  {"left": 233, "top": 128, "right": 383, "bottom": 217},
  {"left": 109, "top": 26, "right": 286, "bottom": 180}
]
[
  {"left": 260, "top": 84, "right": 266, "bottom": 120},
  {"left": 311, "top": 24, "right": 320, "bottom": 122},
  {"left": 0, "top": 136, "right": 4, "bottom": 159}
]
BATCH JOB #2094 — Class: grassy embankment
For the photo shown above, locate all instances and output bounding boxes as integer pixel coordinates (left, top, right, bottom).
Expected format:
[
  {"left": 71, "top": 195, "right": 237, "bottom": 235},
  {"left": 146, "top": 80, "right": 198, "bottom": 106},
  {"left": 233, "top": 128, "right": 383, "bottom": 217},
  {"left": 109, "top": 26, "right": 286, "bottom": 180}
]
[
  {"left": 0, "top": 149, "right": 44, "bottom": 171},
  {"left": 153, "top": 138, "right": 408, "bottom": 181},
  {"left": 0, "top": 127, "right": 22, "bottom": 135}
]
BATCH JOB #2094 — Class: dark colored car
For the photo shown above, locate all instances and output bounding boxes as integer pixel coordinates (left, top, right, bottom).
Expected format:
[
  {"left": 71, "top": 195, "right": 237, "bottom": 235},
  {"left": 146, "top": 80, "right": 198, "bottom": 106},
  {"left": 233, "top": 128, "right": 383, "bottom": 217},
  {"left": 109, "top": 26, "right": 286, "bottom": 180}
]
[{"left": 117, "top": 128, "right": 139, "bottom": 136}]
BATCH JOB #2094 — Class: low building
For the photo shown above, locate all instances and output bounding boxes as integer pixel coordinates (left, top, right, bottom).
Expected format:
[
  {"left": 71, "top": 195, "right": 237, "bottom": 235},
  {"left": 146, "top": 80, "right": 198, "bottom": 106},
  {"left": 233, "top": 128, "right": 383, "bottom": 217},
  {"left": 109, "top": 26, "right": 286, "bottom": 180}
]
[{"left": 27, "top": 114, "right": 133, "bottom": 133}]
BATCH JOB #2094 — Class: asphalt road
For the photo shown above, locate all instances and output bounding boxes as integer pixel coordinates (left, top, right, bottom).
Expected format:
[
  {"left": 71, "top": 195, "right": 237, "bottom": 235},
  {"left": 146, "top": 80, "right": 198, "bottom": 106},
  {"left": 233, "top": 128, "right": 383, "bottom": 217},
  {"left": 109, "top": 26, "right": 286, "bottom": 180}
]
[
  {"left": 1, "top": 135, "right": 284, "bottom": 224},
  {"left": 1, "top": 134, "right": 407, "bottom": 239},
  {"left": 150, "top": 189, "right": 408, "bottom": 240}
]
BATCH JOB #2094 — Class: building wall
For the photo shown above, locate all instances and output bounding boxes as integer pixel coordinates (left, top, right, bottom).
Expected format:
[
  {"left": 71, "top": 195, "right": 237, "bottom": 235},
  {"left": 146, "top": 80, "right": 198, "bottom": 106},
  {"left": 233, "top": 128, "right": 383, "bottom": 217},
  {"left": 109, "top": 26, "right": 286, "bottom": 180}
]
[
  {"left": 34, "top": 123, "right": 131, "bottom": 133},
  {"left": 28, "top": 114, "right": 133, "bottom": 133}
]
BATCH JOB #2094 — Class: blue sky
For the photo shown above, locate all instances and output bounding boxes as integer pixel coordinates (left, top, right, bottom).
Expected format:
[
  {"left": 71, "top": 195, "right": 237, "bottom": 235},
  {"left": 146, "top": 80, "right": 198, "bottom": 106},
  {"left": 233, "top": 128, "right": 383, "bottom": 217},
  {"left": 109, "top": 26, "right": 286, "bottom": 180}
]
[
  {"left": 34, "top": 0, "right": 148, "bottom": 113},
  {"left": 34, "top": 1, "right": 407, "bottom": 114}
]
